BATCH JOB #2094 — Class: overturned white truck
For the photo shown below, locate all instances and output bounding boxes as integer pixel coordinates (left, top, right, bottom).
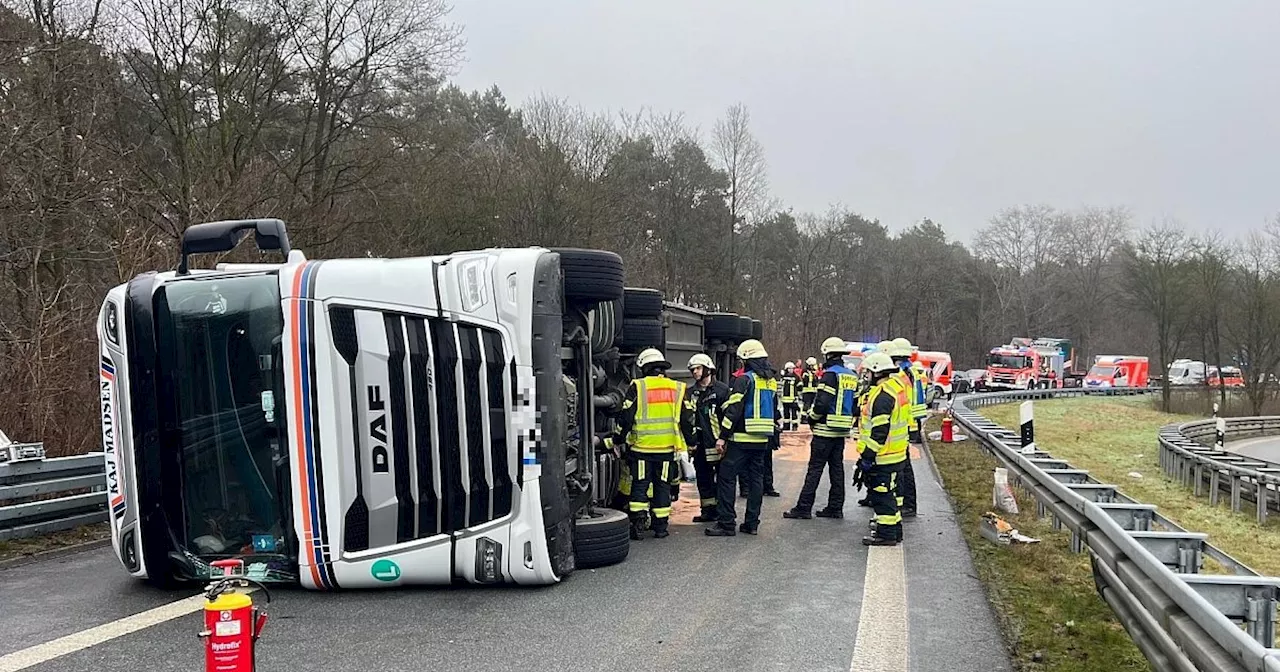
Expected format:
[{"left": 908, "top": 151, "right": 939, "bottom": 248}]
[{"left": 97, "top": 219, "right": 762, "bottom": 589}]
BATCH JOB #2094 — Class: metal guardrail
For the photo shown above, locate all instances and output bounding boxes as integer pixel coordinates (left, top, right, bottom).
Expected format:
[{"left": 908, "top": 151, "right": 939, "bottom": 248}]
[
  {"left": 953, "top": 388, "right": 1280, "bottom": 672},
  {"left": 0, "top": 449, "right": 108, "bottom": 540},
  {"left": 1160, "top": 417, "right": 1280, "bottom": 524}
]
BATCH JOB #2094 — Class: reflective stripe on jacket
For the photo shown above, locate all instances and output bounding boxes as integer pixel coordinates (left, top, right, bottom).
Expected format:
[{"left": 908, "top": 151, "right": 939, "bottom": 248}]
[
  {"left": 628, "top": 377, "right": 688, "bottom": 453},
  {"left": 811, "top": 364, "right": 859, "bottom": 438},
  {"left": 858, "top": 376, "right": 911, "bottom": 465}
]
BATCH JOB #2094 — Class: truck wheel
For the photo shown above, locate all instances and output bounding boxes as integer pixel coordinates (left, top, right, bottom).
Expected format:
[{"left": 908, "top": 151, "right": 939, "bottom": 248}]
[
  {"left": 623, "top": 288, "right": 664, "bottom": 319},
  {"left": 750, "top": 319, "right": 763, "bottom": 340},
  {"left": 574, "top": 508, "right": 630, "bottom": 568},
  {"left": 620, "top": 318, "right": 665, "bottom": 349},
  {"left": 705, "top": 313, "right": 740, "bottom": 341},
  {"left": 554, "top": 248, "right": 625, "bottom": 304},
  {"left": 737, "top": 316, "right": 753, "bottom": 340},
  {"left": 590, "top": 300, "right": 619, "bottom": 352}
]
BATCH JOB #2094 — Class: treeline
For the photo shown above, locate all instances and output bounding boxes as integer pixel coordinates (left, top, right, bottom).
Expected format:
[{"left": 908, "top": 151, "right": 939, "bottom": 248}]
[{"left": 1, "top": 0, "right": 1277, "bottom": 455}]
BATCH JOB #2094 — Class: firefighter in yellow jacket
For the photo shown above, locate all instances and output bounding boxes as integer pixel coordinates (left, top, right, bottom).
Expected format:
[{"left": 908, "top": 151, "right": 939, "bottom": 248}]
[
  {"left": 613, "top": 348, "right": 695, "bottom": 540},
  {"left": 853, "top": 352, "right": 912, "bottom": 546}
]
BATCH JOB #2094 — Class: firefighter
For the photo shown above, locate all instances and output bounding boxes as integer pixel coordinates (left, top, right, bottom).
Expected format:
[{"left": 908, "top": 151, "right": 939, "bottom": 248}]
[
  {"left": 684, "top": 353, "right": 730, "bottom": 523},
  {"left": 784, "top": 337, "right": 858, "bottom": 520},
  {"left": 855, "top": 352, "right": 911, "bottom": 545},
  {"left": 889, "top": 337, "right": 926, "bottom": 518},
  {"left": 779, "top": 362, "right": 801, "bottom": 432},
  {"left": 857, "top": 340, "right": 896, "bottom": 509},
  {"left": 800, "top": 356, "right": 820, "bottom": 416},
  {"left": 612, "top": 348, "right": 694, "bottom": 540},
  {"left": 706, "top": 339, "right": 779, "bottom": 537}
]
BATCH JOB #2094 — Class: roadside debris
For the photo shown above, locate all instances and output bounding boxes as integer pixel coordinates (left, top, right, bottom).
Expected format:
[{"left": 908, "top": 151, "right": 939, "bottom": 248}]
[
  {"left": 992, "top": 467, "right": 1019, "bottom": 514},
  {"left": 980, "top": 512, "right": 1041, "bottom": 545},
  {"left": 1128, "top": 471, "right": 1143, "bottom": 479}
]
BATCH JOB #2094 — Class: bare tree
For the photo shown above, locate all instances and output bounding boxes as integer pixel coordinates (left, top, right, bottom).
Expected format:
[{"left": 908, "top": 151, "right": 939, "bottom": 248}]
[
  {"left": 1052, "top": 206, "right": 1130, "bottom": 360},
  {"left": 975, "top": 204, "right": 1062, "bottom": 336},
  {"left": 1124, "top": 222, "right": 1196, "bottom": 411},
  {"left": 1226, "top": 225, "right": 1280, "bottom": 414},
  {"left": 711, "top": 103, "right": 767, "bottom": 310}
]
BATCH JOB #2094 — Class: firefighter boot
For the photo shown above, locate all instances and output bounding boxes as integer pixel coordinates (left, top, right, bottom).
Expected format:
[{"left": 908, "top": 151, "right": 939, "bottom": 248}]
[
  {"left": 693, "top": 507, "right": 717, "bottom": 523},
  {"left": 815, "top": 508, "right": 843, "bottom": 519},
  {"left": 652, "top": 517, "right": 670, "bottom": 539},
  {"left": 783, "top": 508, "right": 812, "bottom": 520},
  {"left": 862, "top": 534, "right": 900, "bottom": 547},
  {"left": 629, "top": 513, "right": 648, "bottom": 541}
]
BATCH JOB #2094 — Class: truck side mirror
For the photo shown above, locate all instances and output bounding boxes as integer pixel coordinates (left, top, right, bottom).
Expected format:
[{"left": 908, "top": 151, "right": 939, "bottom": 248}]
[{"left": 178, "top": 219, "right": 292, "bottom": 275}]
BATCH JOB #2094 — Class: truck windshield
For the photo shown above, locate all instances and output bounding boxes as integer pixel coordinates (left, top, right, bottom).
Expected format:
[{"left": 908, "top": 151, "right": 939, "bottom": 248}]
[
  {"left": 1089, "top": 365, "right": 1117, "bottom": 377},
  {"left": 154, "top": 274, "right": 290, "bottom": 566},
  {"left": 988, "top": 355, "right": 1027, "bottom": 369}
]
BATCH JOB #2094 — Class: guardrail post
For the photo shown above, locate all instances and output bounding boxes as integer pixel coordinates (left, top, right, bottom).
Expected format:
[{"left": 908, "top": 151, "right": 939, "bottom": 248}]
[
  {"left": 1209, "top": 470, "right": 1221, "bottom": 505},
  {"left": 1020, "top": 401, "right": 1035, "bottom": 455},
  {"left": 1230, "top": 475, "right": 1242, "bottom": 512},
  {"left": 1246, "top": 595, "right": 1277, "bottom": 647},
  {"left": 1194, "top": 464, "right": 1205, "bottom": 497},
  {"left": 1258, "top": 481, "right": 1269, "bottom": 525}
]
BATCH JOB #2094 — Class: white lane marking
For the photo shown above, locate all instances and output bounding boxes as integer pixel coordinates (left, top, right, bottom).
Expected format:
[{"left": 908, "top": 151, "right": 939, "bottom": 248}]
[
  {"left": 849, "top": 544, "right": 909, "bottom": 672},
  {"left": 0, "top": 594, "right": 207, "bottom": 672}
]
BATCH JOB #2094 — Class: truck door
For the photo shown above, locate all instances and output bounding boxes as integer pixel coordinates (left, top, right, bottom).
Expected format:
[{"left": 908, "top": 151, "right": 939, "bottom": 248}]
[{"left": 283, "top": 256, "right": 519, "bottom": 588}]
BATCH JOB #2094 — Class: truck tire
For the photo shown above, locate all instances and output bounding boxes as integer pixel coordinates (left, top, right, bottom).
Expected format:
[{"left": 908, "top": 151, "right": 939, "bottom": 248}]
[
  {"left": 574, "top": 509, "right": 630, "bottom": 568},
  {"left": 620, "top": 318, "right": 664, "bottom": 349},
  {"left": 737, "top": 316, "right": 753, "bottom": 340},
  {"left": 750, "top": 319, "right": 763, "bottom": 340},
  {"left": 554, "top": 248, "right": 625, "bottom": 304},
  {"left": 623, "top": 288, "right": 664, "bottom": 319},
  {"left": 705, "top": 313, "right": 740, "bottom": 341},
  {"left": 591, "top": 299, "right": 619, "bottom": 352}
]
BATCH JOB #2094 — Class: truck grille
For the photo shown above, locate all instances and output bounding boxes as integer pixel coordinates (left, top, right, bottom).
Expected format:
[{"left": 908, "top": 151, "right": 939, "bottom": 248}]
[{"left": 330, "top": 307, "right": 515, "bottom": 551}]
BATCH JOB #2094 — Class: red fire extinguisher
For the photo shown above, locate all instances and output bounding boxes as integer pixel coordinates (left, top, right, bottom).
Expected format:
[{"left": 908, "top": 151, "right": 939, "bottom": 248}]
[
  {"left": 941, "top": 406, "right": 954, "bottom": 443},
  {"left": 199, "top": 559, "right": 271, "bottom": 672}
]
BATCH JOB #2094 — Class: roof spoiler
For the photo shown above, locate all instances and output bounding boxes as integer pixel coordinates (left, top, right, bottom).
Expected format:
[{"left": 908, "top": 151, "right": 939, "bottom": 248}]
[{"left": 178, "top": 218, "right": 291, "bottom": 275}]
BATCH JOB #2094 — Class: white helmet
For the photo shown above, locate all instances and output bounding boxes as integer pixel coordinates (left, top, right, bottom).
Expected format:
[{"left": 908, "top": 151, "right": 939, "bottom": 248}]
[
  {"left": 876, "top": 340, "right": 893, "bottom": 353},
  {"left": 862, "top": 352, "right": 897, "bottom": 374},
  {"left": 888, "top": 337, "right": 914, "bottom": 358},
  {"left": 821, "top": 336, "right": 847, "bottom": 355},
  {"left": 687, "top": 353, "right": 716, "bottom": 371},
  {"left": 637, "top": 348, "right": 671, "bottom": 370},
  {"left": 806, "top": 356, "right": 818, "bottom": 367},
  {"left": 737, "top": 339, "right": 768, "bottom": 360},
  {"left": 784, "top": 361, "right": 795, "bottom": 371}
]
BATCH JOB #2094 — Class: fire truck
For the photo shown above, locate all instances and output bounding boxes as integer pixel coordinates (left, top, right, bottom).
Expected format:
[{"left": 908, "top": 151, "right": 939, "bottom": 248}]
[
  {"left": 984, "top": 342, "right": 1062, "bottom": 391},
  {"left": 96, "top": 219, "right": 760, "bottom": 590}
]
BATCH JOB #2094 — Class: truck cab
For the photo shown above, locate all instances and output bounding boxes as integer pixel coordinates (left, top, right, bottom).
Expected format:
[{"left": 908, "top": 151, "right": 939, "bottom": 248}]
[{"left": 97, "top": 219, "right": 631, "bottom": 589}]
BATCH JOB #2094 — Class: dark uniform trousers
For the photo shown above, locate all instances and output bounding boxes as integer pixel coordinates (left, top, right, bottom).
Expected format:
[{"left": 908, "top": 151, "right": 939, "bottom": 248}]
[
  {"left": 781, "top": 402, "right": 801, "bottom": 430},
  {"left": 693, "top": 448, "right": 720, "bottom": 514},
  {"left": 716, "top": 442, "right": 765, "bottom": 531},
  {"left": 628, "top": 452, "right": 674, "bottom": 532},
  {"left": 897, "top": 449, "right": 918, "bottom": 513},
  {"left": 739, "top": 433, "right": 777, "bottom": 495},
  {"left": 868, "top": 464, "right": 904, "bottom": 541},
  {"left": 794, "top": 435, "right": 846, "bottom": 513}
]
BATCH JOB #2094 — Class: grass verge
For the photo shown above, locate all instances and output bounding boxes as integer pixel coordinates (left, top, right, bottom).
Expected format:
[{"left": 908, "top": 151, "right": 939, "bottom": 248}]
[
  {"left": 928, "top": 417, "right": 1151, "bottom": 672},
  {"left": 0, "top": 523, "right": 111, "bottom": 564},
  {"left": 980, "top": 396, "right": 1280, "bottom": 577}
]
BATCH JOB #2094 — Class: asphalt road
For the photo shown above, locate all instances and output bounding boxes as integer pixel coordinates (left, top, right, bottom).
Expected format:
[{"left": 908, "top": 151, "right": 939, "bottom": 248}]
[
  {"left": 1228, "top": 436, "right": 1280, "bottom": 464},
  {"left": 0, "top": 431, "right": 1012, "bottom": 672}
]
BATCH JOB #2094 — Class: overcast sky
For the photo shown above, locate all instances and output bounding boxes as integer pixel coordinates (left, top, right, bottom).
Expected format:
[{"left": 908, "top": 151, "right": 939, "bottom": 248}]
[{"left": 449, "top": 1, "right": 1279, "bottom": 243}]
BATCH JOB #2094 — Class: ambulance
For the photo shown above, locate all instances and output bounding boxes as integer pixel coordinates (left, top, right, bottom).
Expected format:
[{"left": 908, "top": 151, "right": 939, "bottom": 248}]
[{"left": 1083, "top": 356, "right": 1150, "bottom": 388}]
